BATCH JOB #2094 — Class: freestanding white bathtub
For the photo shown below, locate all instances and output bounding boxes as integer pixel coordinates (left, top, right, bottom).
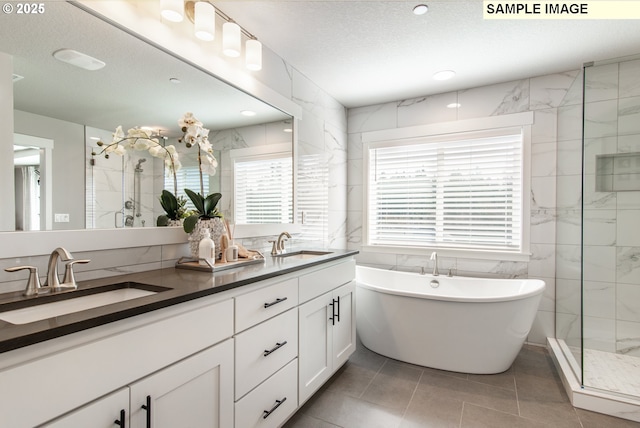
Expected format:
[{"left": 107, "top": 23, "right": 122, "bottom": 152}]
[{"left": 356, "top": 265, "right": 545, "bottom": 374}]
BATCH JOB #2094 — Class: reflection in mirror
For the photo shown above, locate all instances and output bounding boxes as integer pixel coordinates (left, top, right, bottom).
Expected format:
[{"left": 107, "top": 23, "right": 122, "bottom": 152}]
[
  {"left": 13, "top": 134, "right": 53, "bottom": 231},
  {"left": 0, "top": 1, "right": 293, "bottom": 232}
]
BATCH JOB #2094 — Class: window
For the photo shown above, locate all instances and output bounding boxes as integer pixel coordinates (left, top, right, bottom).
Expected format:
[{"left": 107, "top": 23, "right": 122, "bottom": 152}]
[
  {"left": 233, "top": 152, "right": 293, "bottom": 224},
  {"left": 364, "top": 114, "right": 531, "bottom": 255},
  {"left": 165, "top": 165, "right": 209, "bottom": 211}
]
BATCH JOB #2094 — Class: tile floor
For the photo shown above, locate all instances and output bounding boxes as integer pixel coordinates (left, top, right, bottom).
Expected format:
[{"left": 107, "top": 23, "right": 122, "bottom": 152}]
[{"left": 283, "top": 341, "right": 640, "bottom": 428}]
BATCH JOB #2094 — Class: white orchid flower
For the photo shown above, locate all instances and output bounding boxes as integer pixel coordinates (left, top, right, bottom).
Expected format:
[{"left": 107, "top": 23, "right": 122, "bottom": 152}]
[
  {"left": 133, "top": 139, "right": 150, "bottom": 151},
  {"left": 179, "top": 112, "right": 202, "bottom": 129},
  {"left": 112, "top": 126, "right": 125, "bottom": 143},
  {"left": 148, "top": 145, "right": 165, "bottom": 158}
]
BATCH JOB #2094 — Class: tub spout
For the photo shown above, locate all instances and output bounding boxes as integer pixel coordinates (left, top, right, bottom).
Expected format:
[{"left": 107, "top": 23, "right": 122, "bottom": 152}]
[{"left": 430, "top": 251, "right": 439, "bottom": 276}]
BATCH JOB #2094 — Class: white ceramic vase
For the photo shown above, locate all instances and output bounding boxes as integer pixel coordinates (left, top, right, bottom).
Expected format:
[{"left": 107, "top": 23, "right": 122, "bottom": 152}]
[{"left": 189, "top": 217, "right": 226, "bottom": 259}]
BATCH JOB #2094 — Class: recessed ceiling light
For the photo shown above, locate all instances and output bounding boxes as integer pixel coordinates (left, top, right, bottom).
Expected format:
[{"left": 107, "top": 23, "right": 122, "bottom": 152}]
[
  {"left": 53, "top": 49, "right": 105, "bottom": 71},
  {"left": 241, "top": 110, "right": 256, "bottom": 117},
  {"left": 433, "top": 70, "right": 456, "bottom": 81},
  {"left": 413, "top": 4, "right": 429, "bottom": 15},
  {"left": 447, "top": 103, "right": 461, "bottom": 109}
]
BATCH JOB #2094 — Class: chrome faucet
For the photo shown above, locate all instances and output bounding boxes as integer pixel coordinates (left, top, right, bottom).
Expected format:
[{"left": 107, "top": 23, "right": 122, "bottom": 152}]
[
  {"left": 430, "top": 251, "right": 439, "bottom": 276},
  {"left": 44, "top": 247, "right": 74, "bottom": 290}
]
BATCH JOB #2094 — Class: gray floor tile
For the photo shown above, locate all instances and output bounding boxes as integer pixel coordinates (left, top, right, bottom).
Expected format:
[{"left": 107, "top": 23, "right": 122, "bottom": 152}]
[
  {"left": 325, "top": 361, "right": 378, "bottom": 398},
  {"left": 418, "top": 370, "right": 520, "bottom": 415},
  {"left": 283, "top": 411, "right": 342, "bottom": 428},
  {"left": 399, "top": 387, "right": 463, "bottom": 428},
  {"left": 360, "top": 360, "right": 422, "bottom": 410},
  {"left": 303, "top": 391, "right": 403, "bottom": 428},
  {"left": 460, "top": 403, "right": 549, "bottom": 428},
  {"left": 467, "top": 365, "right": 516, "bottom": 391}
]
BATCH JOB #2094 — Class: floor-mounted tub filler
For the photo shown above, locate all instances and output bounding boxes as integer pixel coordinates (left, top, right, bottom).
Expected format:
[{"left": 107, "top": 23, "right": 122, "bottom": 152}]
[{"left": 356, "top": 265, "right": 545, "bottom": 374}]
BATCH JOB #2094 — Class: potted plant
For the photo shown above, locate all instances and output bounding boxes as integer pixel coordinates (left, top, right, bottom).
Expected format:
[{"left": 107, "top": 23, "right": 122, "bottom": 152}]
[
  {"left": 156, "top": 190, "right": 188, "bottom": 226},
  {"left": 182, "top": 189, "right": 223, "bottom": 233}
]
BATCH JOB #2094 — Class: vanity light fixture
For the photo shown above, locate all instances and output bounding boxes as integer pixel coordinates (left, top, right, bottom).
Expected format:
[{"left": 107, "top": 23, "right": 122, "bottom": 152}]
[
  {"left": 447, "top": 102, "right": 461, "bottom": 109},
  {"left": 53, "top": 49, "right": 106, "bottom": 71},
  {"left": 245, "top": 38, "right": 262, "bottom": 71},
  {"left": 413, "top": 4, "right": 429, "bottom": 15},
  {"left": 240, "top": 110, "right": 257, "bottom": 117},
  {"left": 160, "top": 0, "right": 184, "bottom": 22},
  {"left": 433, "top": 70, "right": 456, "bottom": 81},
  {"left": 194, "top": 1, "right": 215, "bottom": 41},
  {"left": 167, "top": 1, "right": 263, "bottom": 71},
  {"left": 223, "top": 21, "right": 242, "bottom": 57}
]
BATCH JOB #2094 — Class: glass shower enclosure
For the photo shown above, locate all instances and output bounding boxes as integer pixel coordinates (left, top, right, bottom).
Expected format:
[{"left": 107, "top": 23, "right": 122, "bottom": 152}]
[{"left": 555, "top": 54, "right": 640, "bottom": 408}]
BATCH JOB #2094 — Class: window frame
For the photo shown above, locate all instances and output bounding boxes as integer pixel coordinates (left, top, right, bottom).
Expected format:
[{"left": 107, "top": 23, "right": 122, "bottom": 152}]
[{"left": 362, "top": 112, "right": 533, "bottom": 261}]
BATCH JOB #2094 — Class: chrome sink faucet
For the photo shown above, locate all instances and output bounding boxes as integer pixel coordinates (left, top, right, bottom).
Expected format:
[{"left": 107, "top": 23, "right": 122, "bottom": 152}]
[{"left": 430, "top": 251, "right": 439, "bottom": 276}]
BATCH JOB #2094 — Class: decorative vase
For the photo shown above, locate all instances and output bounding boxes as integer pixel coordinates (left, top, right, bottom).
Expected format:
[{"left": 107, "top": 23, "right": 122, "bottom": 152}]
[
  {"left": 167, "top": 219, "right": 183, "bottom": 227},
  {"left": 188, "top": 217, "right": 226, "bottom": 259}
]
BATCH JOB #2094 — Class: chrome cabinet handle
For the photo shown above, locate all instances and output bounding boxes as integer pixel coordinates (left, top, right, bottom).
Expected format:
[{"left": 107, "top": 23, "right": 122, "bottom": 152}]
[
  {"left": 263, "top": 341, "right": 288, "bottom": 357},
  {"left": 263, "top": 397, "right": 286, "bottom": 419}
]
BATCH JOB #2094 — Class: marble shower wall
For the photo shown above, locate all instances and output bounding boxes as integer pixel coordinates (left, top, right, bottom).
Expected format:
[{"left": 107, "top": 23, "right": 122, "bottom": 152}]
[
  {"left": 570, "top": 58, "right": 640, "bottom": 357},
  {"left": 347, "top": 71, "right": 581, "bottom": 345}
]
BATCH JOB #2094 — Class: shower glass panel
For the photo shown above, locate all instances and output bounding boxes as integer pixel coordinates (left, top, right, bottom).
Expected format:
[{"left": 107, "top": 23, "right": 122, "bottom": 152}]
[{"left": 580, "top": 55, "right": 640, "bottom": 399}]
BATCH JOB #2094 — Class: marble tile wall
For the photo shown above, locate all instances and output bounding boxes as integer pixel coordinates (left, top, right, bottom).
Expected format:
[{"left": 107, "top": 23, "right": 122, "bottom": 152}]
[{"left": 347, "top": 70, "right": 581, "bottom": 345}]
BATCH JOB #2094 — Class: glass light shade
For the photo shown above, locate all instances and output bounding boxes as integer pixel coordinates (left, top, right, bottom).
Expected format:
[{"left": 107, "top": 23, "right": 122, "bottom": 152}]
[
  {"left": 222, "top": 22, "right": 241, "bottom": 57},
  {"left": 245, "top": 39, "right": 262, "bottom": 71},
  {"left": 160, "top": 0, "right": 184, "bottom": 22},
  {"left": 194, "top": 2, "right": 215, "bottom": 41}
]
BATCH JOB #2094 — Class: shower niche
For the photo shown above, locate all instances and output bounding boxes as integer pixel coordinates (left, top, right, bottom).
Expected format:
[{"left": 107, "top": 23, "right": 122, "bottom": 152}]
[{"left": 595, "top": 152, "right": 640, "bottom": 192}]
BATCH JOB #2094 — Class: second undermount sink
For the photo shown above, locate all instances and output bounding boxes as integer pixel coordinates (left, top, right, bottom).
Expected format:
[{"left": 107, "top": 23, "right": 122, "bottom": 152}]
[
  {"left": 273, "top": 250, "right": 333, "bottom": 260},
  {"left": 0, "top": 282, "right": 170, "bottom": 325}
]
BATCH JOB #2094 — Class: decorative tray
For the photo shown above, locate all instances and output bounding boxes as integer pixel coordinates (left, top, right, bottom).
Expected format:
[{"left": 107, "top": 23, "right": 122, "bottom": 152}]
[{"left": 175, "top": 254, "right": 265, "bottom": 272}]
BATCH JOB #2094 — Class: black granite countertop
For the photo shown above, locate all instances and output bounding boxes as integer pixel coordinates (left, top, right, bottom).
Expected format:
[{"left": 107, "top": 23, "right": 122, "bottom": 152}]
[{"left": 0, "top": 249, "right": 358, "bottom": 354}]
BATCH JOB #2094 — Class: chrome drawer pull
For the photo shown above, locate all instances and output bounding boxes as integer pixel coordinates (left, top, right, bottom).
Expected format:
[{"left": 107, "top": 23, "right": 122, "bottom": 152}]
[
  {"left": 264, "top": 297, "right": 287, "bottom": 308},
  {"left": 263, "top": 341, "right": 288, "bottom": 357},
  {"left": 263, "top": 397, "right": 287, "bottom": 419}
]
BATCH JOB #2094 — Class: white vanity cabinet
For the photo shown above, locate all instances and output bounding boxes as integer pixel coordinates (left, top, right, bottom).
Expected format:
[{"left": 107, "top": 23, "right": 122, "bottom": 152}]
[
  {"left": 298, "top": 260, "right": 356, "bottom": 404},
  {"left": 1, "top": 255, "right": 357, "bottom": 428},
  {"left": 2, "top": 296, "right": 234, "bottom": 428},
  {"left": 233, "top": 277, "right": 300, "bottom": 428},
  {"left": 41, "top": 340, "right": 234, "bottom": 428},
  {"left": 40, "top": 388, "right": 130, "bottom": 428}
]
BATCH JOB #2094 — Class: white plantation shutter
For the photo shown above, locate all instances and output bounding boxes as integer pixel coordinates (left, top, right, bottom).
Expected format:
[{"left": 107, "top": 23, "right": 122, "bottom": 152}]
[
  {"left": 297, "top": 153, "right": 329, "bottom": 241},
  {"left": 367, "top": 128, "right": 523, "bottom": 251},
  {"left": 234, "top": 154, "right": 293, "bottom": 224}
]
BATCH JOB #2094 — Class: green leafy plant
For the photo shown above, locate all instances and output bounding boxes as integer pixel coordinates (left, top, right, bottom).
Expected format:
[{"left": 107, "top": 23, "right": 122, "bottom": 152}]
[
  {"left": 156, "top": 190, "right": 188, "bottom": 226},
  {"left": 183, "top": 189, "right": 223, "bottom": 233}
]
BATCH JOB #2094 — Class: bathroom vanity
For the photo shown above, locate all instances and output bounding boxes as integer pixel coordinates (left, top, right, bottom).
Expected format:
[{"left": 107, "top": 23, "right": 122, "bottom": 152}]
[{"left": 0, "top": 251, "right": 357, "bottom": 428}]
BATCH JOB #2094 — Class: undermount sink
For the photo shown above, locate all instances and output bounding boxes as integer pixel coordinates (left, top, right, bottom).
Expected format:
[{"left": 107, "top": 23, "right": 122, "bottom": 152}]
[
  {"left": 273, "top": 250, "right": 333, "bottom": 260},
  {"left": 0, "top": 282, "right": 170, "bottom": 325}
]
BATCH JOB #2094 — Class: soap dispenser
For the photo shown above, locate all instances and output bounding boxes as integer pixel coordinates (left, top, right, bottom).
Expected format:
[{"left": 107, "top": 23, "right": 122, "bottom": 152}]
[{"left": 198, "top": 228, "right": 216, "bottom": 267}]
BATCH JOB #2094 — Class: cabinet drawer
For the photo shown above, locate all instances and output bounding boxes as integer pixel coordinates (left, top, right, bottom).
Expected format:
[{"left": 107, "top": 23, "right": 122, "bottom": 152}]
[
  {"left": 299, "top": 259, "right": 356, "bottom": 303},
  {"left": 235, "top": 308, "right": 298, "bottom": 399},
  {"left": 235, "top": 359, "right": 298, "bottom": 428},
  {"left": 235, "top": 277, "right": 298, "bottom": 332}
]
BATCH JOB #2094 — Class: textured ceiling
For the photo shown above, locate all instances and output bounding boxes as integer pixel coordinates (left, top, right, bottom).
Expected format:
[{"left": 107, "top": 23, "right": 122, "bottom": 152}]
[{"left": 213, "top": 0, "right": 640, "bottom": 108}]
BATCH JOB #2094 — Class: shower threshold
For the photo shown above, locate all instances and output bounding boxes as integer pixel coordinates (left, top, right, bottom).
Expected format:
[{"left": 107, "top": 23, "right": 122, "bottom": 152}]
[{"left": 548, "top": 338, "right": 640, "bottom": 422}]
